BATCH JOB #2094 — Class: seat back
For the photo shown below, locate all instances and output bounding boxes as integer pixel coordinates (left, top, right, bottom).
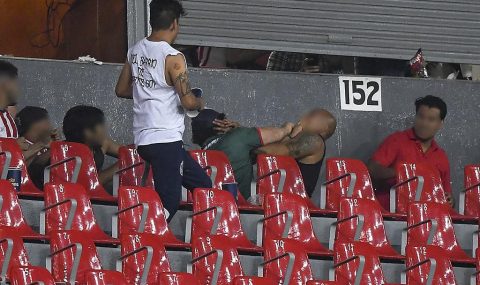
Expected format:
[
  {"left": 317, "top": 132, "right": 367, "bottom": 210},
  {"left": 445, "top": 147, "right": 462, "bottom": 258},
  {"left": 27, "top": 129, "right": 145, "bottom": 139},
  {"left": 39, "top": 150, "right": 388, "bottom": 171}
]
[
  {"left": 405, "top": 245, "right": 457, "bottom": 284},
  {"left": 256, "top": 154, "right": 308, "bottom": 198},
  {"left": 10, "top": 266, "right": 55, "bottom": 285},
  {"left": 191, "top": 236, "right": 244, "bottom": 285},
  {"left": 0, "top": 233, "right": 30, "bottom": 281},
  {"left": 395, "top": 162, "right": 447, "bottom": 214},
  {"left": 0, "top": 180, "right": 38, "bottom": 236},
  {"left": 117, "top": 186, "right": 173, "bottom": 238},
  {"left": 44, "top": 183, "right": 106, "bottom": 238},
  {"left": 49, "top": 141, "right": 111, "bottom": 200},
  {"left": 117, "top": 146, "right": 154, "bottom": 188},
  {"left": 233, "top": 276, "right": 279, "bottom": 285},
  {"left": 407, "top": 202, "right": 464, "bottom": 258},
  {"left": 191, "top": 188, "right": 246, "bottom": 242},
  {"left": 262, "top": 238, "right": 313, "bottom": 285},
  {"left": 325, "top": 158, "right": 377, "bottom": 211},
  {"left": 120, "top": 233, "right": 171, "bottom": 284},
  {"left": 336, "top": 198, "right": 391, "bottom": 253},
  {"left": 0, "top": 138, "right": 42, "bottom": 195},
  {"left": 158, "top": 272, "right": 201, "bottom": 285},
  {"left": 84, "top": 270, "right": 128, "bottom": 285},
  {"left": 262, "top": 193, "right": 327, "bottom": 253},
  {"left": 49, "top": 230, "right": 102, "bottom": 283},
  {"left": 189, "top": 150, "right": 251, "bottom": 204},
  {"left": 464, "top": 164, "right": 480, "bottom": 217},
  {"left": 189, "top": 150, "right": 236, "bottom": 188},
  {"left": 333, "top": 242, "right": 387, "bottom": 284}
]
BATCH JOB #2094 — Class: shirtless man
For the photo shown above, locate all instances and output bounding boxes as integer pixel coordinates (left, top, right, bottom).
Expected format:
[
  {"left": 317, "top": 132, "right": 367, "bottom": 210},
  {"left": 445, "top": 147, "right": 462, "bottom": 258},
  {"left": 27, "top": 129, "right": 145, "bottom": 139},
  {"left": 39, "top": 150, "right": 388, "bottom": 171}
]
[{"left": 191, "top": 108, "right": 337, "bottom": 199}]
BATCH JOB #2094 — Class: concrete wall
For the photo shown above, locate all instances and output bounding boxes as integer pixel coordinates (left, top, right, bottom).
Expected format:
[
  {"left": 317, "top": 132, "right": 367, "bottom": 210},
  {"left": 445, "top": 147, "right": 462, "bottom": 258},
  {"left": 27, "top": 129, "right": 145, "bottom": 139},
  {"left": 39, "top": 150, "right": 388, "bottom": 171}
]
[{"left": 7, "top": 57, "right": 480, "bottom": 202}]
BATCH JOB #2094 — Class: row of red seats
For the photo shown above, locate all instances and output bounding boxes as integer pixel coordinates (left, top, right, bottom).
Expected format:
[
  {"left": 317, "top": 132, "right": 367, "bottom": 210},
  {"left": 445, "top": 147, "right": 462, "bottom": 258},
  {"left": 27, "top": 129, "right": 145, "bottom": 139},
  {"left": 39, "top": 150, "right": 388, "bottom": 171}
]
[
  {"left": 2, "top": 137, "right": 480, "bottom": 221},
  {"left": 1, "top": 229, "right": 476, "bottom": 284},
  {"left": 1, "top": 175, "right": 479, "bottom": 284}
]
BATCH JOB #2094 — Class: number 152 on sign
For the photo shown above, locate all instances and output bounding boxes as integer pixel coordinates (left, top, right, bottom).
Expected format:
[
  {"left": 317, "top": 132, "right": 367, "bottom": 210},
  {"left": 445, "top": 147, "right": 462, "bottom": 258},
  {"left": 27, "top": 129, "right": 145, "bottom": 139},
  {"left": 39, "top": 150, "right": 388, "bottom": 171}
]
[{"left": 339, "top": 76, "right": 382, "bottom": 112}]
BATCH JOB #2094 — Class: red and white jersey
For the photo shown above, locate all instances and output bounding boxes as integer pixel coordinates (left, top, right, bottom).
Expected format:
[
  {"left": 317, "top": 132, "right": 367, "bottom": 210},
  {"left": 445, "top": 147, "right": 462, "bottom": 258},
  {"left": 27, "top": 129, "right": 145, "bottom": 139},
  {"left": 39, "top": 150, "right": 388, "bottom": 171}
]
[{"left": 0, "top": 110, "right": 18, "bottom": 138}]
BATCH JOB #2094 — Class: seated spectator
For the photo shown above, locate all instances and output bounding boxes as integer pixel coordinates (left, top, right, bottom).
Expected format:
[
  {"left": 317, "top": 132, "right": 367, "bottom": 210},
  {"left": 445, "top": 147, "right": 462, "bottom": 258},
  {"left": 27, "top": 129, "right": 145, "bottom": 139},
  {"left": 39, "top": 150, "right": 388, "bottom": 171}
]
[
  {"left": 367, "top": 95, "right": 452, "bottom": 210},
  {"left": 0, "top": 60, "right": 20, "bottom": 139},
  {"left": 192, "top": 108, "right": 336, "bottom": 199},
  {"left": 16, "top": 106, "right": 59, "bottom": 188},
  {"left": 0, "top": 60, "right": 50, "bottom": 161},
  {"left": 62, "top": 105, "right": 121, "bottom": 187}
]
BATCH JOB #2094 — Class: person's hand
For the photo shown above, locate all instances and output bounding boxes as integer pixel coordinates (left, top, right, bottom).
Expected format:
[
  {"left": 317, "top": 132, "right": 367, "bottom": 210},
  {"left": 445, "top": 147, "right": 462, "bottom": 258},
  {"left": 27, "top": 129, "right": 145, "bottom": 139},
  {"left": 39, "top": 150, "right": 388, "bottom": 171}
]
[
  {"left": 289, "top": 122, "right": 303, "bottom": 138},
  {"left": 16, "top": 137, "right": 29, "bottom": 151},
  {"left": 445, "top": 192, "right": 455, "bottom": 208},
  {"left": 213, "top": 119, "right": 240, "bottom": 134},
  {"left": 282, "top": 122, "right": 295, "bottom": 137}
]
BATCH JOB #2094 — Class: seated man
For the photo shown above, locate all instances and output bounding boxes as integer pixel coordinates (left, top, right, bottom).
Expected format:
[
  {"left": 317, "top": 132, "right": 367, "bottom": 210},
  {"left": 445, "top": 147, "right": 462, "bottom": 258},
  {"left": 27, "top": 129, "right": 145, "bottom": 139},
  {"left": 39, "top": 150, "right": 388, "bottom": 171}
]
[
  {"left": 191, "top": 108, "right": 336, "bottom": 199},
  {"left": 367, "top": 95, "right": 452, "bottom": 210},
  {"left": 0, "top": 60, "right": 48, "bottom": 161},
  {"left": 16, "top": 106, "right": 59, "bottom": 188},
  {"left": 62, "top": 105, "right": 121, "bottom": 188}
]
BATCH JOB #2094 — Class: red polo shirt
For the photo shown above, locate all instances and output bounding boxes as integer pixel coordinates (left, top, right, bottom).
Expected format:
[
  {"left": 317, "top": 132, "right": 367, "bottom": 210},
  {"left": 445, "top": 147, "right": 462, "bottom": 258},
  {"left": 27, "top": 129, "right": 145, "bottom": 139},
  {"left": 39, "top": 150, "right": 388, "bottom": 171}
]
[{"left": 371, "top": 128, "right": 451, "bottom": 209}]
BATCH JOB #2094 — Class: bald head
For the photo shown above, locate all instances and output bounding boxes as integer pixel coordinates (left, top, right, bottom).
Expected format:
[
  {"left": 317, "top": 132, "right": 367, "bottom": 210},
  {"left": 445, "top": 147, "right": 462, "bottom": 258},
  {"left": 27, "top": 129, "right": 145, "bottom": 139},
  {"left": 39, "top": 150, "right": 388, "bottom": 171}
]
[{"left": 300, "top": 108, "right": 337, "bottom": 139}]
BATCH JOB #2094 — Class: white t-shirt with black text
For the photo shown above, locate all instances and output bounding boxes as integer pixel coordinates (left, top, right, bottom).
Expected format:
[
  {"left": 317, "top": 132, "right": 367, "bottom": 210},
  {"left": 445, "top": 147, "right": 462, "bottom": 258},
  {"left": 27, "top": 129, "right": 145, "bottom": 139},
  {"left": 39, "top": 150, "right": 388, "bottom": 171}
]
[{"left": 128, "top": 38, "right": 185, "bottom": 146}]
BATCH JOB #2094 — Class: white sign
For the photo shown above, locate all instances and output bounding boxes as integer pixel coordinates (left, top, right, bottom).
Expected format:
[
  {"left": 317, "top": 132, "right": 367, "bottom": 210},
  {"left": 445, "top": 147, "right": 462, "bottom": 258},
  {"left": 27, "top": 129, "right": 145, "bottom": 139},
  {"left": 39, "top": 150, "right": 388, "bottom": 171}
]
[{"left": 339, "top": 76, "right": 382, "bottom": 112}]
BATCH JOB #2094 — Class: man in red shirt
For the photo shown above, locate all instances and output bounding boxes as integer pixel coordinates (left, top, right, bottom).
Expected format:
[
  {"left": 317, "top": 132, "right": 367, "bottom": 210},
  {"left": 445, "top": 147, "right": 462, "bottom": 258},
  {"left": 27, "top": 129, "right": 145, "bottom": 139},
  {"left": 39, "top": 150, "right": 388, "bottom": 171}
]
[{"left": 368, "top": 95, "right": 452, "bottom": 210}]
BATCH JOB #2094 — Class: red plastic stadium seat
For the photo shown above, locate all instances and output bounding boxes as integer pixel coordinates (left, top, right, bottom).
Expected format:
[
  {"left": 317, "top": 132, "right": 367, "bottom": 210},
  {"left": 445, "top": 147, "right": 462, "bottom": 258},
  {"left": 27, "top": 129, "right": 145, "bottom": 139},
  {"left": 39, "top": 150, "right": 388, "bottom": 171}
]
[
  {"left": 0, "top": 138, "right": 43, "bottom": 196},
  {"left": 324, "top": 158, "right": 380, "bottom": 211},
  {"left": 115, "top": 186, "right": 186, "bottom": 247},
  {"left": 256, "top": 154, "right": 308, "bottom": 199},
  {"left": 333, "top": 242, "right": 395, "bottom": 284},
  {"left": 190, "top": 236, "right": 272, "bottom": 285},
  {"left": 406, "top": 202, "right": 474, "bottom": 263},
  {"left": 332, "top": 198, "right": 402, "bottom": 260},
  {"left": 232, "top": 276, "right": 279, "bottom": 285},
  {"left": 10, "top": 266, "right": 55, "bottom": 285},
  {"left": 306, "top": 282, "right": 341, "bottom": 285},
  {"left": 48, "top": 141, "right": 115, "bottom": 202},
  {"left": 460, "top": 164, "right": 480, "bottom": 217},
  {"left": 84, "top": 270, "right": 128, "bottom": 285},
  {"left": 0, "top": 233, "right": 30, "bottom": 282},
  {"left": 187, "top": 188, "right": 260, "bottom": 252},
  {"left": 405, "top": 245, "right": 458, "bottom": 284},
  {"left": 392, "top": 162, "right": 450, "bottom": 215},
  {"left": 260, "top": 193, "right": 331, "bottom": 255},
  {"left": 117, "top": 145, "right": 154, "bottom": 190},
  {"left": 0, "top": 180, "right": 43, "bottom": 239},
  {"left": 255, "top": 154, "right": 335, "bottom": 216},
  {"left": 120, "top": 233, "right": 196, "bottom": 284},
  {"left": 43, "top": 183, "right": 116, "bottom": 244},
  {"left": 262, "top": 238, "right": 317, "bottom": 284},
  {"left": 48, "top": 230, "right": 120, "bottom": 284},
  {"left": 189, "top": 150, "right": 255, "bottom": 209},
  {"left": 158, "top": 272, "right": 201, "bottom": 285}
]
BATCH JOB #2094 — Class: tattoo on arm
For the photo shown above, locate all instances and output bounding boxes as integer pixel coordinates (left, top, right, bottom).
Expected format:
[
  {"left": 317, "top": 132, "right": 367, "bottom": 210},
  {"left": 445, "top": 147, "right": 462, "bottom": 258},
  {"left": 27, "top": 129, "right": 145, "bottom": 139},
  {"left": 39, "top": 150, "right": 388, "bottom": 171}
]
[
  {"left": 286, "top": 133, "right": 322, "bottom": 158},
  {"left": 174, "top": 71, "right": 193, "bottom": 98}
]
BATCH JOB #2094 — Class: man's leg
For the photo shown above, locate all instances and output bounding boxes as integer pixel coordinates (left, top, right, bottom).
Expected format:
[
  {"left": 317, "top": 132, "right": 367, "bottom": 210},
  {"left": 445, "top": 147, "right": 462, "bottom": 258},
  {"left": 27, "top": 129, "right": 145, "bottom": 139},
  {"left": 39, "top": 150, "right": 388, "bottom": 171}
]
[
  {"left": 138, "top": 141, "right": 183, "bottom": 221},
  {"left": 181, "top": 148, "right": 213, "bottom": 190}
]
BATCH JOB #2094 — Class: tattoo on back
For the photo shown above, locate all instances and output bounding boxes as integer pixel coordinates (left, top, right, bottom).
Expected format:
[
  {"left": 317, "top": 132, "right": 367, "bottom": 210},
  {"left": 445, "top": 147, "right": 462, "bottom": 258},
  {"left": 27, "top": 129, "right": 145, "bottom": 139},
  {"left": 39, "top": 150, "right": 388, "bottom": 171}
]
[
  {"left": 174, "top": 71, "right": 193, "bottom": 97},
  {"left": 287, "top": 133, "right": 321, "bottom": 158}
]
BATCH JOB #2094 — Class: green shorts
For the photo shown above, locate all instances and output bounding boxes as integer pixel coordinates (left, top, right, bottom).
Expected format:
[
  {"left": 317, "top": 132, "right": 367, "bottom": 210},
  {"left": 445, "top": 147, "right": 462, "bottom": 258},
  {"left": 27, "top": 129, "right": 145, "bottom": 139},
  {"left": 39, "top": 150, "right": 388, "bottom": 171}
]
[{"left": 205, "top": 127, "right": 263, "bottom": 199}]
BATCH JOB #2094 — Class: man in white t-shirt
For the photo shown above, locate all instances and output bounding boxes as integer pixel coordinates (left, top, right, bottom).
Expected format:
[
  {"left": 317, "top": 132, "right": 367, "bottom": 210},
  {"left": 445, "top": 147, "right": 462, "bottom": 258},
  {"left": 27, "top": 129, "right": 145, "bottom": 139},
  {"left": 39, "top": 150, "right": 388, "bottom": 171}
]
[{"left": 115, "top": 0, "right": 212, "bottom": 219}]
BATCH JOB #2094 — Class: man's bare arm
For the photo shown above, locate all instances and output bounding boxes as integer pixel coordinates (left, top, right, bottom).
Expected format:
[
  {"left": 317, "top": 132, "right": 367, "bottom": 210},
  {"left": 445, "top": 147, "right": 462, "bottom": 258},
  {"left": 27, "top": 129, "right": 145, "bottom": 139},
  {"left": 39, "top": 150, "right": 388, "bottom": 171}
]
[
  {"left": 98, "top": 163, "right": 118, "bottom": 186},
  {"left": 115, "top": 60, "right": 133, "bottom": 99},
  {"left": 256, "top": 133, "right": 324, "bottom": 160},
  {"left": 103, "top": 138, "right": 121, "bottom": 158},
  {"left": 257, "top": 123, "right": 294, "bottom": 145},
  {"left": 167, "top": 55, "right": 203, "bottom": 111},
  {"left": 367, "top": 160, "right": 396, "bottom": 180}
]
